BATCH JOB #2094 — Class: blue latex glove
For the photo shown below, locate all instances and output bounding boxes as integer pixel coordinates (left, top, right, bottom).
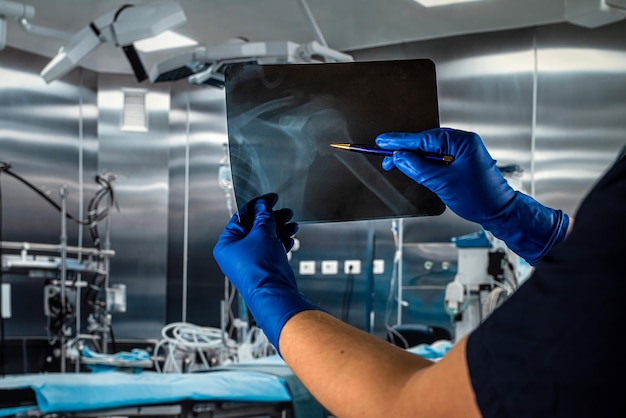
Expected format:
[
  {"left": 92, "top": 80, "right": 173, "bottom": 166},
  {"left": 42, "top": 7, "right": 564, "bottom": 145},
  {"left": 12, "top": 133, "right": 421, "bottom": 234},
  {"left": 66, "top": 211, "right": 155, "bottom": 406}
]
[
  {"left": 376, "top": 128, "right": 569, "bottom": 265},
  {"left": 213, "top": 193, "right": 318, "bottom": 352}
]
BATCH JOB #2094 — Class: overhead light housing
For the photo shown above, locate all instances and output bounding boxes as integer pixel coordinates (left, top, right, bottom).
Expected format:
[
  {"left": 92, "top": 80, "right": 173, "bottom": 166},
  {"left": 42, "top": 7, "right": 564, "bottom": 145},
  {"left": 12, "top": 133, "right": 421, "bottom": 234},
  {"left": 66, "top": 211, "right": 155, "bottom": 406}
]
[
  {"left": 148, "top": 0, "right": 353, "bottom": 88},
  {"left": 134, "top": 30, "right": 197, "bottom": 53},
  {"left": 40, "top": 1, "right": 187, "bottom": 83},
  {"left": 149, "top": 39, "right": 353, "bottom": 88},
  {"left": 414, "top": 0, "right": 484, "bottom": 7},
  {"left": 0, "top": 0, "right": 35, "bottom": 50}
]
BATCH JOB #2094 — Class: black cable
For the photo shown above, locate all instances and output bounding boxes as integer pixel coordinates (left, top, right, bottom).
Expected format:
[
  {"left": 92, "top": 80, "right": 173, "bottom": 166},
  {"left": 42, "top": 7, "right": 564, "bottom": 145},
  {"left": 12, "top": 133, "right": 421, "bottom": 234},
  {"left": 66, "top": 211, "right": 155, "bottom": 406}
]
[
  {"left": 109, "top": 323, "right": 117, "bottom": 354},
  {"left": 88, "top": 188, "right": 107, "bottom": 248},
  {"left": 0, "top": 163, "right": 115, "bottom": 249},
  {"left": 82, "top": 267, "right": 106, "bottom": 311},
  {"left": 113, "top": 5, "right": 148, "bottom": 82},
  {"left": 0, "top": 163, "right": 88, "bottom": 225},
  {"left": 0, "top": 162, "right": 89, "bottom": 226},
  {"left": 89, "top": 175, "right": 112, "bottom": 221},
  {"left": 87, "top": 174, "right": 115, "bottom": 250},
  {"left": 45, "top": 283, "right": 75, "bottom": 337}
]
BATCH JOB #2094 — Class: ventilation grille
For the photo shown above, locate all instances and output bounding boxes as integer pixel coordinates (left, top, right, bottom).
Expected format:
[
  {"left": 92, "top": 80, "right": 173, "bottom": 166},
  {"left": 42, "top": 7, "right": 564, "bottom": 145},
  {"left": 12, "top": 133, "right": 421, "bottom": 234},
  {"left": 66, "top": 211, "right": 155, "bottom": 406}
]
[{"left": 121, "top": 89, "right": 148, "bottom": 132}]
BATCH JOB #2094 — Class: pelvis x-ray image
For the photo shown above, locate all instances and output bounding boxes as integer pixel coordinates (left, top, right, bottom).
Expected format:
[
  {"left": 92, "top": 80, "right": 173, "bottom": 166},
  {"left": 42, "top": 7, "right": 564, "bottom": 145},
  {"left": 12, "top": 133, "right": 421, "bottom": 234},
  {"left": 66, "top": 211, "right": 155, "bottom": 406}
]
[{"left": 225, "top": 59, "right": 445, "bottom": 223}]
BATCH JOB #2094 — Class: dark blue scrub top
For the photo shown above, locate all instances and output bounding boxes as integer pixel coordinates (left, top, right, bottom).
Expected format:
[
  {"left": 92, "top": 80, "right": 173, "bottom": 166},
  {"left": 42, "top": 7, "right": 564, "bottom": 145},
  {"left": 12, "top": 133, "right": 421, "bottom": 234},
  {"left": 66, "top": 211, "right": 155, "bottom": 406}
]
[{"left": 467, "top": 149, "right": 626, "bottom": 418}]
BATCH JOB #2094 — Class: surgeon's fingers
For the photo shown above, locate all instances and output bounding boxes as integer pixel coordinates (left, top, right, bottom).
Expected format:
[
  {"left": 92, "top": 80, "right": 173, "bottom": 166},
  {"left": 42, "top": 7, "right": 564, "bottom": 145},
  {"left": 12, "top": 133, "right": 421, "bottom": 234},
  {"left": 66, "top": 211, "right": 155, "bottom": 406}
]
[{"left": 238, "top": 193, "right": 278, "bottom": 231}]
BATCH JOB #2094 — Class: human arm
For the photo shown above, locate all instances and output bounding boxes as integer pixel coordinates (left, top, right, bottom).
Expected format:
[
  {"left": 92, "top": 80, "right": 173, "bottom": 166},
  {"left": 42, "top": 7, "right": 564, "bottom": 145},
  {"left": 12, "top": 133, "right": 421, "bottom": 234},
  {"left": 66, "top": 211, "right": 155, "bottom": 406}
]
[
  {"left": 213, "top": 194, "right": 482, "bottom": 418},
  {"left": 280, "top": 310, "right": 481, "bottom": 418},
  {"left": 376, "top": 128, "right": 571, "bottom": 265}
]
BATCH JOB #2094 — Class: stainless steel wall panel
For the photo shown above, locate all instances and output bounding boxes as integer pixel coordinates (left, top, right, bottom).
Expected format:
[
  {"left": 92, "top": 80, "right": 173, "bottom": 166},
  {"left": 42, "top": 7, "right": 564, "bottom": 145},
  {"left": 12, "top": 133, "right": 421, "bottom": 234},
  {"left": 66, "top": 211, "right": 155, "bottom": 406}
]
[
  {"left": 534, "top": 23, "right": 626, "bottom": 214},
  {"left": 96, "top": 74, "right": 170, "bottom": 339},
  {"left": 165, "top": 82, "right": 189, "bottom": 324},
  {"left": 167, "top": 81, "right": 231, "bottom": 327},
  {"left": 182, "top": 87, "right": 231, "bottom": 327},
  {"left": 1, "top": 47, "right": 98, "bottom": 338}
]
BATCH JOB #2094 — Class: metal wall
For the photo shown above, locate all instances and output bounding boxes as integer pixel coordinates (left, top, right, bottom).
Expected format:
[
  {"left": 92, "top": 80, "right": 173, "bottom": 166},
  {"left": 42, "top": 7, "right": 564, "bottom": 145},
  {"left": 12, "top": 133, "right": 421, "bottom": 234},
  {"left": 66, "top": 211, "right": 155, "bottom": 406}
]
[
  {"left": 0, "top": 47, "right": 98, "bottom": 339},
  {"left": 166, "top": 81, "right": 231, "bottom": 328},
  {"left": 96, "top": 74, "right": 171, "bottom": 339},
  {"left": 1, "top": 18, "right": 625, "bottom": 362}
]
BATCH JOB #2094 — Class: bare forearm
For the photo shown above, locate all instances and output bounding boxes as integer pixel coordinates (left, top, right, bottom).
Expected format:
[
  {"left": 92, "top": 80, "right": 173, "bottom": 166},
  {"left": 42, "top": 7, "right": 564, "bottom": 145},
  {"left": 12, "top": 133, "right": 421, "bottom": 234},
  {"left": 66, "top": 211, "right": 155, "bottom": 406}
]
[
  {"left": 568, "top": 217, "right": 575, "bottom": 235},
  {"left": 279, "top": 310, "right": 435, "bottom": 417}
]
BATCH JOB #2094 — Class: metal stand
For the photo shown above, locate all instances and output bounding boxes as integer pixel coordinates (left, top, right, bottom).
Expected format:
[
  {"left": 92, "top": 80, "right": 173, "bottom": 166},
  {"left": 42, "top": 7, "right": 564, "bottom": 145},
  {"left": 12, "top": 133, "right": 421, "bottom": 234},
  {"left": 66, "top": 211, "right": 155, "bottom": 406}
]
[
  {"left": 100, "top": 194, "right": 113, "bottom": 354},
  {"left": 59, "top": 186, "right": 68, "bottom": 372},
  {"left": 0, "top": 187, "right": 115, "bottom": 372},
  {"left": 0, "top": 163, "right": 119, "bottom": 372},
  {"left": 395, "top": 218, "right": 404, "bottom": 326}
]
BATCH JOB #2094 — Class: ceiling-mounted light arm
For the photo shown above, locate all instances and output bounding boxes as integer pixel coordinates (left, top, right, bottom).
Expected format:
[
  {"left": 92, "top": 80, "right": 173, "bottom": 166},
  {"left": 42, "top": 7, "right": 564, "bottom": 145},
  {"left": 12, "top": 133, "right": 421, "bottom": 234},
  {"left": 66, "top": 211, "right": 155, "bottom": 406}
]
[
  {"left": 113, "top": 4, "right": 149, "bottom": 82},
  {"left": 39, "top": 23, "right": 104, "bottom": 83},
  {"left": 150, "top": 38, "right": 354, "bottom": 87},
  {"left": 0, "top": 0, "right": 33, "bottom": 18},
  {"left": 0, "top": 0, "right": 35, "bottom": 50},
  {"left": 12, "top": 0, "right": 72, "bottom": 43},
  {"left": 296, "top": 40, "right": 354, "bottom": 63},
  {"left": 40, "top": 1, "right": 187, "bottom": 84},
  {"left": 296, "top": 0, "right": 328, "bottom": 47},
  {"left": 187, "top": 54, "right": 272, "bottom": 86},
  {"left": 18, "top": 17, "right": 73, "bottom": 42},
  {"left": 188, "top": 62, "right": 222, "bottom": 85}
]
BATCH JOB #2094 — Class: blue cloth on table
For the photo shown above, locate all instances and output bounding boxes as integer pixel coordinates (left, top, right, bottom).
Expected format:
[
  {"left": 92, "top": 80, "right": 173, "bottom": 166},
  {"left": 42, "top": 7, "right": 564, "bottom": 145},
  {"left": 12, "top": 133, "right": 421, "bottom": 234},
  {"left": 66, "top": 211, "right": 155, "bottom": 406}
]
[
  {"left": 0, "top": 369, "right": 292, "bottom": 415},
  {"left": 207, "top": 355, "right": 327, "bottom": 418},
  {"left": 81, "top": 346, "right": 152, "bottom": 373},
  {"left": 408, "top": 340, "right": 452, "bottom": 360}
]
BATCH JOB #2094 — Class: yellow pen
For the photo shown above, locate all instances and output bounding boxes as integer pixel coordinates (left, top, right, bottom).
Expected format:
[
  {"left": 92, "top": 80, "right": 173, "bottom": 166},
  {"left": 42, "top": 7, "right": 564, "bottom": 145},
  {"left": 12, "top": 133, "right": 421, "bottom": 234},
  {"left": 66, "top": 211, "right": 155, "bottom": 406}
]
[{"left": 330, "top": 143, "right": 454, "bottom": 165}]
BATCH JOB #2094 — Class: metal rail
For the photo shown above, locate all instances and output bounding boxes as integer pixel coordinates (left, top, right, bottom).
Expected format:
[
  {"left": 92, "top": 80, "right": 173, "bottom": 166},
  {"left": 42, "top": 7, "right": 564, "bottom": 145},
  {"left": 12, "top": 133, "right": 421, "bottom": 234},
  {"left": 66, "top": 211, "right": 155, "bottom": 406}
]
[{"left": 0, "top": 241, "right": 115, "bottom": 257}]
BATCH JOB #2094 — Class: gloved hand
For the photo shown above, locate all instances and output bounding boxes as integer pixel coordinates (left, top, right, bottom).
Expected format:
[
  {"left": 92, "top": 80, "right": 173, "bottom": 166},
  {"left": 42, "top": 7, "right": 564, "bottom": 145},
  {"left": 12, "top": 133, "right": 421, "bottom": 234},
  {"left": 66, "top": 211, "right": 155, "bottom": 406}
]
[
  {"left": 376, "top": 128, "right": 570, "bottom": 265},
  {"left": 213, "top": 193, "right": 318, "bottom": 352}
]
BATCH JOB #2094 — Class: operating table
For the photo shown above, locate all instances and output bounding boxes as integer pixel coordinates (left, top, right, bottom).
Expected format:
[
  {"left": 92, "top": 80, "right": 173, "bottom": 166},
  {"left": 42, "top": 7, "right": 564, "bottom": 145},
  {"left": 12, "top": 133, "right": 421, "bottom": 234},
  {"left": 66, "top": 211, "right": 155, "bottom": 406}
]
[{"left": 0, "top": 355, "right": 326, "bottom": 418}]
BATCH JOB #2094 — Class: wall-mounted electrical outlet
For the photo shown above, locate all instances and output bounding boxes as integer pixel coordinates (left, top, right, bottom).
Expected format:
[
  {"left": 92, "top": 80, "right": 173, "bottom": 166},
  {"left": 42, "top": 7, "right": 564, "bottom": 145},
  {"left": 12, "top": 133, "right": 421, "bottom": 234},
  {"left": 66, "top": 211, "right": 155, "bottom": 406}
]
[
  {"left": 1, "top": 284, "right": 11, "bottom": 319},
  {"left": 344, "top": 260, "right": 361, "bottom": 275},
  {"left": 373, "top": 259, "right": 385, "bottom": 274},
  {"left": 321, "top": 260, "right": 339, "bottom": 275},
  {"left": 299, "top": 260, "right": 315, "bottom": 275}
]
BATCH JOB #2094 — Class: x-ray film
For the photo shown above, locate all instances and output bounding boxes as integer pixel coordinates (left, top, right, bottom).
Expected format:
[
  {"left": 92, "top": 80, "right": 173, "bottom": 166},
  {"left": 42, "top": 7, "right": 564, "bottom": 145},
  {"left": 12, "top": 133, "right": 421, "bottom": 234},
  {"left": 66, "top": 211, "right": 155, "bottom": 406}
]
[{"left": 224, "top": 59, "right": 445, "bottom": 223}]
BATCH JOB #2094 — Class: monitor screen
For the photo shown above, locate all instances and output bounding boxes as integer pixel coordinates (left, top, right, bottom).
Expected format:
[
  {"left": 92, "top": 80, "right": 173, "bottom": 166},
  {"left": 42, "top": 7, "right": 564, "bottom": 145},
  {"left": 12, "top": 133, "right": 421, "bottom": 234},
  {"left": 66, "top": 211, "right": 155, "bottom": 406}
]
[{"left": 225, "top": 59, "right": 445, "bottom": 223}]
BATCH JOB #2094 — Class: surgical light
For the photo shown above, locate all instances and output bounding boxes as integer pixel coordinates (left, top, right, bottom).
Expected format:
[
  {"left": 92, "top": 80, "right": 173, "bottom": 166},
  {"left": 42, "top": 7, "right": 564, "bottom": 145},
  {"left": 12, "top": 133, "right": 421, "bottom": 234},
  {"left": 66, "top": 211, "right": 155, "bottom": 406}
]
[
  {"left": 149, "top": 39, "right": 353, "bottom": 87},
  {"left": 134, "top": 30, "right": 197, "bottom": 53},
  {"left": 40, "top": 1, "right": 187, "bottom": 83},
  {"left": 149, "top": 0, "right": 353, "bottom": 88}
]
